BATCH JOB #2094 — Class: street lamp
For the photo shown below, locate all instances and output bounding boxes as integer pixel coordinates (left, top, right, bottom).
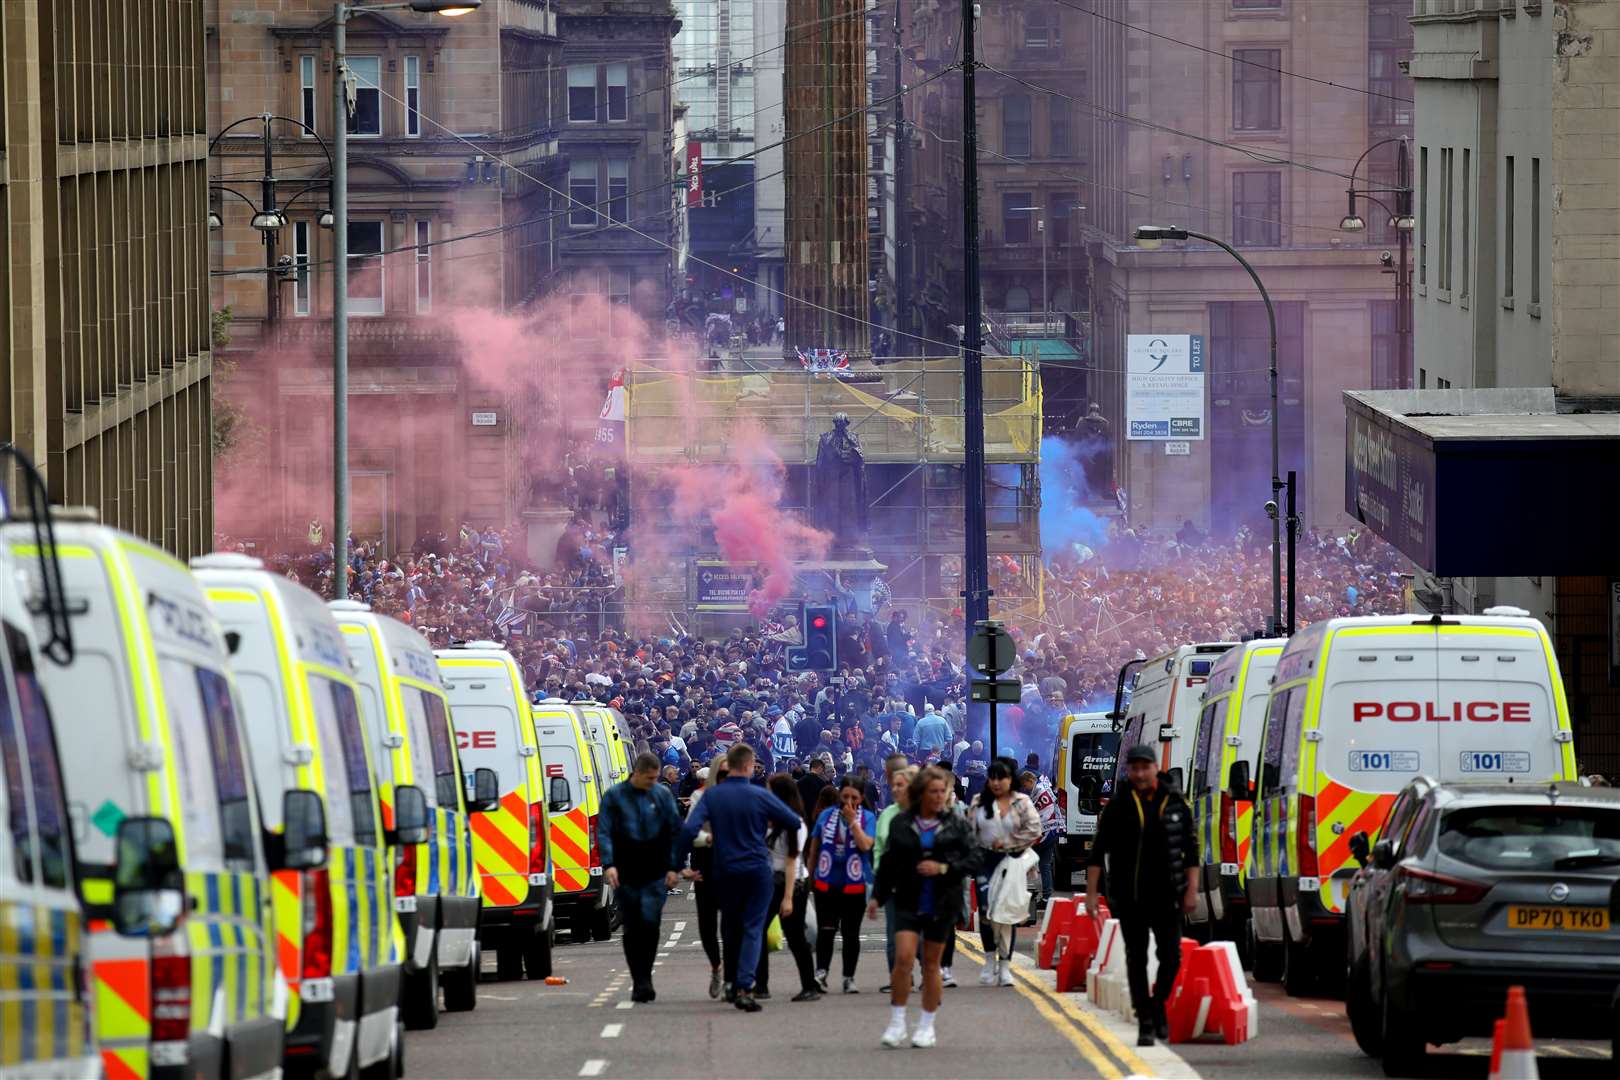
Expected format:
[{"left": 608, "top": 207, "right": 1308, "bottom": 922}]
[
  {"left": 327, "top": 0, "right": 480, "bottom": 598},
  {"left": 1340, "top": 138, "right": 1414, "bottom": 389},
  {"left": 1134, "top": 223, "right": 1284, "bottom": 637}
]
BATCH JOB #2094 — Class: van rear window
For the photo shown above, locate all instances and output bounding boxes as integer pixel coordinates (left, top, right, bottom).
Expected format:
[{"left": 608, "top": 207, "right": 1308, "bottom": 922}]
[
  {"left": 420, "top": 692, "right": 460, "bottom": 810},
  {"left": 197, "top": 667, "right": 256, "bottom": 871},
  {"left": 1189, "top": 660, "right": 1215, "bottom": 677}
]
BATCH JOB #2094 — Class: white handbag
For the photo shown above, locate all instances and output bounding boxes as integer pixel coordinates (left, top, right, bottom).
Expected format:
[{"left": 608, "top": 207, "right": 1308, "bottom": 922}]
[{"left": 987, "top": 849, "right": 1038, "bottom": 924}]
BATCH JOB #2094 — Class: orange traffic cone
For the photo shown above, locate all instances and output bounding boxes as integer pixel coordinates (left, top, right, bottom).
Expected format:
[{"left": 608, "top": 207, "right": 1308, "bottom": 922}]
[
  {"left": 1495, "top": 986, "right": 1538, "bottom": 1080},
  {"left": 1486, "top": 1018, "right": 1505, "bottom": 1080}
]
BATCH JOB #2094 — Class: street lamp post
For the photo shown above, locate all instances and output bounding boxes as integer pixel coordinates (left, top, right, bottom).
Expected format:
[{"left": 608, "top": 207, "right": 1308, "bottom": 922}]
[
  {"left": 1135, "top": 224, "right": 1284, "bottom": 636},
  {"left": 1339, "top": 138, "right": 1415, "bottom": 389},
  {"left": 329, "top": 0, "right": 479, "bottom": 598}
]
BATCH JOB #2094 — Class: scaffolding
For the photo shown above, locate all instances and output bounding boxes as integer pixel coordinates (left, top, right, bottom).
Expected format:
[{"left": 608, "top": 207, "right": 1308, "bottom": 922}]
[{"left": 622, "top": 357, "right": 1046, "bottom": 629}]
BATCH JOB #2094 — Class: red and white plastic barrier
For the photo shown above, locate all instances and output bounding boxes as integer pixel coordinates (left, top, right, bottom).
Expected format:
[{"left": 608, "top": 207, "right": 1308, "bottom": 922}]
[{"left": 1163, "top": 940, "right": 1258, "bottom": 1045}]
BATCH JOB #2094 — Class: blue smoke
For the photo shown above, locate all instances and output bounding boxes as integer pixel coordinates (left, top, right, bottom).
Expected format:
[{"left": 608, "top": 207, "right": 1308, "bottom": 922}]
[{"left": 1039, "top": 435, "right": 1108, "bottom": 563}]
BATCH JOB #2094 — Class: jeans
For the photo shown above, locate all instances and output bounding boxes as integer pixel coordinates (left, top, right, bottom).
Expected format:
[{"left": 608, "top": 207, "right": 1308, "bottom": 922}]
[
  {"left": 1119, "top": 909, "right": 1183, "bottom": 1020},
  {"left": 717, "top": 864, "right": 774, "bottom": 992},
  {"left": 813, "top": 888, "right": 867, "bottom": 980},
  {"left": 1034, "top": 833, "right": 1059, "bottom": 900},
  {"left": 756, "top": 875, "right": 816, "bottom": 995},
  {"left": 616, "top": 879, "right": 669, "bottom": 989}
]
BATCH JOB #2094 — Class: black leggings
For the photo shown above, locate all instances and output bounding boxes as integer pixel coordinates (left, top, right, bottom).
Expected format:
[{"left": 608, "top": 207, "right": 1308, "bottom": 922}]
[
  {"left": 693, "top": 876, "right": 722, "bottom": 969},
  {"left": 755, "top": 876, "right": 816, "bottom": 995},
  {"left": 813, "top": 889, "right": 866, "bottom": 979}
]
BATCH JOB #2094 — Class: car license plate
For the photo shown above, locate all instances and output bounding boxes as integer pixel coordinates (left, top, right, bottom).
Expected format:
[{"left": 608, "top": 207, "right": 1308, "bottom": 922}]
[{"left": 1506, "top": 905, "right": 1609, "bottom": 932}]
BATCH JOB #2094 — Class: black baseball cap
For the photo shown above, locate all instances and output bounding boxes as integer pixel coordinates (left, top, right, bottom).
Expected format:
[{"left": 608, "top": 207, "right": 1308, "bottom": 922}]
[{"left": 1124, "top": 744, "right": 1158, "bottom": 765}]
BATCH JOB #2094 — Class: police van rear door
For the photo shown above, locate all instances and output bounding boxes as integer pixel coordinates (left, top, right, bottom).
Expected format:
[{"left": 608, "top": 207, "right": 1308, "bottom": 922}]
[{"left": 1433, "top": 623, "right": 1566, "bottom": 783}]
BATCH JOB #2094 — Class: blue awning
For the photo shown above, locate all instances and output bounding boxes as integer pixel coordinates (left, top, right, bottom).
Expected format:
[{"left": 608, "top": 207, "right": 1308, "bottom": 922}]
[{"left": 1009, "top": 337, "right": 1081, "bottom": 361}]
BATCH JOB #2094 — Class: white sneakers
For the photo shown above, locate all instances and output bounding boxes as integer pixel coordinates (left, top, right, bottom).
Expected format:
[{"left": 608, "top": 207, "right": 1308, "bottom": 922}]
[
  {"left": 997, "top": 959, "right": 1015, "bottom": 987},
  {"left": 978, "top": 958, "right": 999, "bottom": 986},
  {"left": 911, "top": 1022, "right": 937, "bottom": 1048},
  {"left": 941, "top": 967, "right": 957, "bottom": 989},
  {"left": 842, "top": 976, "right": 859, "bottom": 994},
  {"left": 880, "top": 1018, "right": 909, "bottom": 1048},
  {"left": 882, "top": 1012, "right": 937, "bottom": 1048}
]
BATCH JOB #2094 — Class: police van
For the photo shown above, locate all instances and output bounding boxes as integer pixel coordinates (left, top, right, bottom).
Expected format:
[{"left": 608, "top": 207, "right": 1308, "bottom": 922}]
[
  {"left": 1111, "top": 642, "right": 1237, "bottom": 794},
  {"left": 530, "top": 700, "right": 613, "bottom": 944},
  {"left": 5, "top": 514, "right": 285, "bottom": 1080},
  {"left": 0, "top": 458, "right": 95, "bottom": 1080},
  {"left": 1242, "top": 611, "right": 1579, "bottom": 995},
  {"left": 332, "top": 601, "right": 495, "bottom": 1028},
  {"left": 193, "top": 555, "right": 408, "bottom": 1077},
  {"left": 1049, "top": 712, "right": 1118, "bottom": 884},
  {"left": 1185, "top": 637, "right": 1284, "bottom": 949},
  {"left": 435, "top": 643, "right": 558, "bottom": 980},
  {"left": 579, "top": 703, "right": 633, "bottom": 788}
]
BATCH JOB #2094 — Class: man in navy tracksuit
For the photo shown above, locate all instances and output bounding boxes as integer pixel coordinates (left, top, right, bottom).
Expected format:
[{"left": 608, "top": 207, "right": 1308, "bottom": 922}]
[{"left": 677, "top": 742, "right": 802, "bottom": 1012}]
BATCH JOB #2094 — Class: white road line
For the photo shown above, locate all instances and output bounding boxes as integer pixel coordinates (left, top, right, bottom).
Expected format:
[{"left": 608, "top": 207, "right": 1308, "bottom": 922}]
[
  {"left": 600, "top": 1024, "right": 623, "bottom": 1039},
  {"left": 656, "top": 952, "right": 670, "bottom": 958},
  {"left": 615, "top": 1000, "right": 634, "bottom": 1010},
  {"left": 673, "top": 921, "right": 687, "bottom": 931},
  {"left": 579, "top": 1060, "right": 608, "bottom": 1077}
]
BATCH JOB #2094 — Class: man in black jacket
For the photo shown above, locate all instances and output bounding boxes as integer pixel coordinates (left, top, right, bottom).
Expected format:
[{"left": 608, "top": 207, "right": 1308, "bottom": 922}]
[{"left": 1084, "top": 744, "right": 1198, "bottom": 1046}]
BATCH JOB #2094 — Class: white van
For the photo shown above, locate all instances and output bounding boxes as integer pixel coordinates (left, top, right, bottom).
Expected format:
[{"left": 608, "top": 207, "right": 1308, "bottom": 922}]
[
  {"left": 1243, "top": 611, "right": 1579, "bottom": 994},
  {"left": 1111, "top": 642, "right": 1237, "bottom": 794},
  {"left": 1049, "top": 712, "right": 1118, "bottom": 883},
  {"left": 529, "top": 699, "right": 614, "bottom": 944}
]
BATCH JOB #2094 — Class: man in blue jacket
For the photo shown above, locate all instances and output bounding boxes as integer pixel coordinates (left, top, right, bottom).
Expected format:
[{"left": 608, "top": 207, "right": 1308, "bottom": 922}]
[
  {"left": 599, "top": 752, "right": 683, "bottom": 1002},
  {"left": 677, "top": 742, "right": 802, "bottom": 1012}
]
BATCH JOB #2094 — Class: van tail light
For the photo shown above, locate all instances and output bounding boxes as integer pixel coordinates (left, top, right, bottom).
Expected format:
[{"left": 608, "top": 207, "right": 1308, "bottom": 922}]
[
  {"left": 1056, "top": 786, "right": 1068, "bottom": 817},
  {"left": 587, "top": 814, "right": 601, "bottom": 869},
  {"left": 1219, "top": 795, "right": 1239, "bottom": 865},
  {"left": 394, "top": 843, "right": 418, "bottom": 898},
  {"left": 1398, "top": 864, "right": 1490, "bottom": 905},
  {"left": 150, "top": 935, "right": 192, "bottom": 1046},
  {"left": 301, "top": 868, "right": 334, "bottom": 980},
  {"left": 1296, "top": 794, "right": 1319, "bottom": 877},
  {"left": 529, "top": 802, "right": 549, "bottom": 875}
]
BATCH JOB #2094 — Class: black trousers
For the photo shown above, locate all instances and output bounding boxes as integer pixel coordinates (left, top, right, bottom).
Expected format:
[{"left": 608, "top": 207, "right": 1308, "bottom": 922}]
[
  {"left": 755, "top": 875, "right": 816, "bottom": 995},
  {"left": 1118, "top": 908, "right": 1183, "bottom": 1019},
  {"left": 813, "top": 888, "right": 866, "bottom": 979},
  {"left": 693, "top": 876, "right": 722, "bottom": 969},
  {"left": 617, "top": 891, "right": 663, "bottom": 988}
]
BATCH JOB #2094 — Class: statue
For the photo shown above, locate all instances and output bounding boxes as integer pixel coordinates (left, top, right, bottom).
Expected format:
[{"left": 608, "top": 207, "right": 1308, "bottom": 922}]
[{"left": 813, "top": 412, "right": 869, "bottom": 548}]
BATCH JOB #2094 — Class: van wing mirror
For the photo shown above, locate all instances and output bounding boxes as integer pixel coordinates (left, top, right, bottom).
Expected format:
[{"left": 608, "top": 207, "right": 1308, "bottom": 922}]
[
  {"left": 389, "top": 785, "right": 431, "bottom": 847},
  {"left": 1165, "top": 766, "right": 1184, "bottom": 793},
  {"left": 1227, "top": 760, "right": 1253, "bottom": 803},
  {"left": 1347, "top": 830, "right": 1371, "bottom": 867},
  {"left": 548, "top": 775, "right": 572, "bottom": 812},
  {"left": 112, "top": 817, "right": 184, "bottom": 938},
  {"left": 280, "top": 789, "right": 328, "bottom": 871},
  {"left": 1371, "top": 837, "right": 1396, "bottom": 870},
  {"left": 468, "top": 767, "right": 500, "bottom": 813}
]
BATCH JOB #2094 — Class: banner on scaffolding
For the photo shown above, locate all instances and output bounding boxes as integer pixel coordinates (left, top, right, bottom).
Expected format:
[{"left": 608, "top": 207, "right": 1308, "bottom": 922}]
[{"left": 796, "top": 348, "right": 851, "bottom": 376}]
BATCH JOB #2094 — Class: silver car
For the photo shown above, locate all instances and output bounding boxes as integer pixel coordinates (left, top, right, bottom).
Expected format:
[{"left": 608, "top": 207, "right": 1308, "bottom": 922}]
[{"left": 1343, "top": 780, "right": 1620, "bottom": 1076}]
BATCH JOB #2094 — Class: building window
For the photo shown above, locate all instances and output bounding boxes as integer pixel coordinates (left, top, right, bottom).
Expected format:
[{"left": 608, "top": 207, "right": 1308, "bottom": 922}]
[
  {"left": 405, "top": 56, "right": 421, "bottom": 138},
  {"left": 1371, "top": 299, "right": 1399, "bottom": 390},
  {"left": 1049, "top": 101, "right": 1072, "bottom": 158},
  {"left": 300, "top": 56, "right": 317, "bottom": 135},
  {"left": 347, "top": 220, "right": 385, "bottom": 315},
  {"left": 1232, "top": 171, "right": 1281, "bottom": 246},
  {"left": 1459, "top": 148, "right": 1470, "bottom": 300},
  {"left": 293, "top": 221, "right": 311, "bottom": 316},
  {"left": 1231, "top": 49, "right": 1281, "bottom": 131},
  {"left": 1503, "top": 155, "right": 1515, "bottom": 301},
  {"left": 415, "top": 220, "right": 431, "bottom": 313},
  {"left": 346, "top": 56, "right": 382, "bottom": 136},
  {"left": 608, "top": 159, "right": 629, "bottom": 223},
  {"left": 1002, "top": 192, "right": 1033, "bottom": 244},
  {"left": 568, "top": 65, "right": 597, "bottom": 123},
  {"left": 1439, "top": 147, "right": 1453, "bottom": 291},
  {"left": 606, "top": 63, "right": 628, "bottom": 122},
  {"left": 1530, "top": 157, "right": 1541, "bottom": 306},
  {"left": 1233, "top": 0, "right": 1281, "bottom": 8},
  {"left": 1003, "top": 94, "right": 1032, "bottom": 158},
  {"left": 609, "top": 270, "right": 632, "bottom": 336},
  {"left": 569, "top": 162, "right": 597, "bottom": 227},
  {"left": 1023, "top": 6, "right": 1060, "bottom": 49},
  {"left": 1049, "top": 192, "right": 1079, "bottom": 245},
  {"left": 1418, "top": 145, "right": 1428, "bottom": 286}
]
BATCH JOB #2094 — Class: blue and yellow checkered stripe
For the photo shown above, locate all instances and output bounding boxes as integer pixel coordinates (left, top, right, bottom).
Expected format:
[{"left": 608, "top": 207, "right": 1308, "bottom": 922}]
[
  {"left": 332, "top": 846, "right": 399, "bottom": 973},
  {"left": 0, "top": 900, "right": 90, "bottom": 1068},
  {"left": 182, "top": 870, "right": 269, "bottom": 1032}
]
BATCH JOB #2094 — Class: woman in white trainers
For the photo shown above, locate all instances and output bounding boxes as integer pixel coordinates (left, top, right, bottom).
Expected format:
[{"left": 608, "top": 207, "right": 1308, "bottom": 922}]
[
  {"left": 971, "top": 757, "right": 1041, "bottom": 986},
  {"left": 868, "top": 766, "right": 983, "bottom": 1048}
]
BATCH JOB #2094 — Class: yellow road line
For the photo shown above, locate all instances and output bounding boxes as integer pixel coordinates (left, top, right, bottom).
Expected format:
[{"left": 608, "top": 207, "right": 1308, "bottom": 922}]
[{"left": 955, "top": 936, "right": 1127, "bottom": 1079}]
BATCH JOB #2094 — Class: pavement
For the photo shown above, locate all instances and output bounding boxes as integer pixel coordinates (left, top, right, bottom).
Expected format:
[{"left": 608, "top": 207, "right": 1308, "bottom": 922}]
[{"left": 407, "top": 890, "right": 1614, "bottom": 1079}]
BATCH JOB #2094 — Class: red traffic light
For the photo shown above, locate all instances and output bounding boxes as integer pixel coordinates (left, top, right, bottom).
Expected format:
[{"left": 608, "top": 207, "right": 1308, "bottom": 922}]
[{"left": 810, "top": 615, "right": 828, "bottom": 629}]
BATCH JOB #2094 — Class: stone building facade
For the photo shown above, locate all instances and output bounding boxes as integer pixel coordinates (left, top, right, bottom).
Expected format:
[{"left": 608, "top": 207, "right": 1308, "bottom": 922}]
[
  {"left": 208, "top": 0, "right": 566, "bottom": 551},
  {"left": 2, "top": 0, "right": 215, "bottom": 556}
]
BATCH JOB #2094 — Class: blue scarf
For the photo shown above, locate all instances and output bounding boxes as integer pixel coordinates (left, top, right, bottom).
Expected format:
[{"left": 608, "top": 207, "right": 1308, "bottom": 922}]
[{"left": 813, "top": 806, "right": 874, "bottom": 894}]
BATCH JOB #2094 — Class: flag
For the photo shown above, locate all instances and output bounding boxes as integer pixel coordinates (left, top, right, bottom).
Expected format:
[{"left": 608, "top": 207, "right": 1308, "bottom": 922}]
[
  {"left": 594, "top": 369, "right": 627, "bottom": 457},
  {"left": 795, "top": 347, "right": 850, "bottom": 375}
]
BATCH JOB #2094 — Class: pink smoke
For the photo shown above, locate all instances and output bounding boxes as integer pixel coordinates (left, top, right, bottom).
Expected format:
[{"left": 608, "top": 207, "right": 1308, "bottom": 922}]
[{"left": 665, "top": 425, "right": 831, "bottom": 616}]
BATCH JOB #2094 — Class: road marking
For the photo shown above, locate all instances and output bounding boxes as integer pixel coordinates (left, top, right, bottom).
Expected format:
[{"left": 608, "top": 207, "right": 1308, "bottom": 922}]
[
  {"left": 673, "top": 921, "right": 687, "bottom": 931},
  {"left": 616, "top": 1000, "right": 634, "bottom": 1010},
  {"left": 600, "top": 1024, "right": 623, "bottom": 1039},
  {"left": 657, "top": 952, "right": 670, "bottom": 958},
  {"left": 579, "top": 1060, "right": 607, "bottom": 1077}
]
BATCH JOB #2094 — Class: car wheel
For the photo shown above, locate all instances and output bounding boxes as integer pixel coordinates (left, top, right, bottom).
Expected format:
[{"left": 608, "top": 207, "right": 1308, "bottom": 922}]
[
  {"left": 443, "top": 942, "right": 479, "bottom": 1012},
  {"left": 495, "top": 937, "right": 523, "bottom": 981},
  {"left": 356, "top": 1018, "right": 400, "bottom": 1080},
  {"left": 1346, "top": 954, "right": 1383, "bottom": 1058},
  {"left": 571, "top": 913, "right": 593, "bottom": 944},
  {"left": 1224, "top": 913, "right": 1252, "bottom": 969},
  {"left": 1248, "top": 918, "right": 1282, "bottom": 982},
  {"left": 1282, "top": 921, "right": 1314, "bottom": 998},
  {"left": 401, "top": 954, "right": 440, "bottom": 1031},
  {"left": 590, "top": 904, "right": 613, "bottom": 942},
  {"left": 523, "top": 924, "right": 553, "bottom": 980},
  {"left": 1380, "top": 978, "right": 1427, "bottom": 1077}
]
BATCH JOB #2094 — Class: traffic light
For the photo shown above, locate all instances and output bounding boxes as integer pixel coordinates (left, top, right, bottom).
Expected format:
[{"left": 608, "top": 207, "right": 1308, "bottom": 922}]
[{"left": 786, "top": 605, "right": 837, "bottom": 672}]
